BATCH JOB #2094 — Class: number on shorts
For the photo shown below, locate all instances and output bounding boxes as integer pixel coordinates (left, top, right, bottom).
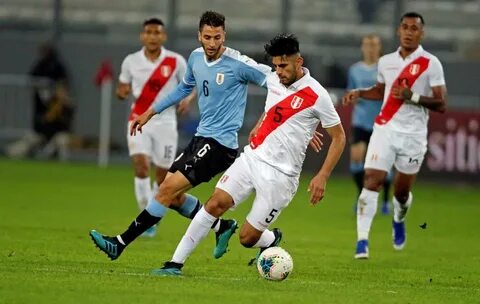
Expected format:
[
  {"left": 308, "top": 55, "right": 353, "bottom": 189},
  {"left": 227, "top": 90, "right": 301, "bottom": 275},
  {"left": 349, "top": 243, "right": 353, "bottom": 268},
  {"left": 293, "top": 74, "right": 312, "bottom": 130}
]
[
  {"left": 164, "top": 145, "right": 173, "bottom": 159},
  {"left": 197, "top": 143, "right": 211, "bottom": 158},
  {"left": 265, "top": 208, "right": 279, "bottom": 223}
]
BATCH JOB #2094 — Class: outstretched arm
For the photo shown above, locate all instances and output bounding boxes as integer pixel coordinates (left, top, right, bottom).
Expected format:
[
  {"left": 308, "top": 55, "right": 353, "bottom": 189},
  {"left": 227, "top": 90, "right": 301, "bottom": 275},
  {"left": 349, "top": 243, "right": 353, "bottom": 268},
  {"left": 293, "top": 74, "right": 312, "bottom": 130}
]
[
  {"left": 342, "top": 82, "right": 385, "bottom": 105},
  {"left": 130, "top": 81, "right": 195, "bottom": 135},
  {"left": 177, "top": 88, "right": 197, "bottom": 115},
  {"left": 308, "top": 123, "right": 346, "bottom": 205},
  {"left": 152, "top": 81, "right": 195, "bottom": 114}
]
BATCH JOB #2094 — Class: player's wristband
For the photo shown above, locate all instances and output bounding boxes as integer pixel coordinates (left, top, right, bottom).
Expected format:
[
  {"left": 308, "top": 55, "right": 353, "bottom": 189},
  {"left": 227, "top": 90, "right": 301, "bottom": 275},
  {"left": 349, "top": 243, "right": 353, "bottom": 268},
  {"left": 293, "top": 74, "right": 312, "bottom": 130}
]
[{"left": 410, "top": 92, "right": 420, "bottom": 104}]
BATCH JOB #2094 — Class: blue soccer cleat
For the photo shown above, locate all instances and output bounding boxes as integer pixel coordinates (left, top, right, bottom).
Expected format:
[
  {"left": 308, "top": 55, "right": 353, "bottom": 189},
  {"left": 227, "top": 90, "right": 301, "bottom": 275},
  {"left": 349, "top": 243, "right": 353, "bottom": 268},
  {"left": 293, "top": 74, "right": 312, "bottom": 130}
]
[
  {"left": 354, "top": 239, "right": 369, "bottom": 259},
  {"left": 213, "top": 219, "right": 238, "bottom": 259},
  {"left": 381, "top": 201, "right": 391, "bottom": 215},
  {"left": 392, "top": 220, "right": 406, "bottom": 250},
  {"left": 248, "top": 228, "right": 282, "bottom": 266},
  {"left": 152, "top": 261, "right": 183, "bottom": 276},
  {"left": 89, "top": 230, "right": 125, "bottom": 260},
  {"left": 141, "top": 225, "right": 157, "bottom": 238}
]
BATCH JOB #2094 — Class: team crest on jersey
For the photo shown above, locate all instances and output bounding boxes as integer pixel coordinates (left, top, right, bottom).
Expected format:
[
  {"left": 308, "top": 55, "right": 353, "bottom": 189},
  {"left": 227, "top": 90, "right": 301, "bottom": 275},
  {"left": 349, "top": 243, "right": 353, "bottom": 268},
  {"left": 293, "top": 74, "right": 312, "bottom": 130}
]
[
  {"left": 161, "top": 65, "right": 172, "bottom": 77},
  {"left": 216, "top": 73, "right": 225, "bottom": 85},
  {"left": 291, "top": 95, "right": 304, "bottom": 109},
  {"left": 409, "top": 64, "right": 420, "bottom": 75}
]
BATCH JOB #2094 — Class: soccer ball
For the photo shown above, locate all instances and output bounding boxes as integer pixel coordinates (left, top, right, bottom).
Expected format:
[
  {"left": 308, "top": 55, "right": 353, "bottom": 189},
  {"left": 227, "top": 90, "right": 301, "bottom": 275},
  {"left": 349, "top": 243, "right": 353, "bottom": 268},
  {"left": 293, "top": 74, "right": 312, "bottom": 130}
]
[{"left": 257, "top": 247, "right": 293, "bottom": 281}]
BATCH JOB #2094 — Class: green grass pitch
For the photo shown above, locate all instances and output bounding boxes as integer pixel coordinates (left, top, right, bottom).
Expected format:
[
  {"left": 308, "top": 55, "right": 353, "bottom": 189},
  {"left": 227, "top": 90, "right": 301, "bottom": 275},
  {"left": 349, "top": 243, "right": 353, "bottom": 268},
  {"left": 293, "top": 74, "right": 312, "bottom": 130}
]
[{"left": 0, "top": 159, "right": 479, "bottom": 303}]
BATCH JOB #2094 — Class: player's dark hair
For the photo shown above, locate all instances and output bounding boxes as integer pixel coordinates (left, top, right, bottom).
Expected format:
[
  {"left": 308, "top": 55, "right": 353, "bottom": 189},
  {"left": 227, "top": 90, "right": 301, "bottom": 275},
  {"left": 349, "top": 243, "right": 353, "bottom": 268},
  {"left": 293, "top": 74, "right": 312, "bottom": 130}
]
[
  {"left": 199, "top": 11, "right": 225, "bottom": 31},
  {"left": 264, "top": 34, "right": 300, "bottom": 57},
  {"left": 143, "top": 18, "right": 164, "bottom": 27},
  {"left": 400, "top": 12, "right": 425, "bottom": 25}
]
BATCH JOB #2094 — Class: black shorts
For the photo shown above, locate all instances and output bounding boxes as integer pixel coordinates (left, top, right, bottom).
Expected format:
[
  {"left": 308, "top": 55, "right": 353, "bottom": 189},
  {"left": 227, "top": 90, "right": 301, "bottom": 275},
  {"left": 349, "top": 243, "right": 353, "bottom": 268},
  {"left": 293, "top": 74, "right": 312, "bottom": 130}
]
[
  {"left": 350, "top": 127, "right": 373, "bottom": 145},
  {"left": 169, "top": 136, "right": 238, "bottom": 187}
]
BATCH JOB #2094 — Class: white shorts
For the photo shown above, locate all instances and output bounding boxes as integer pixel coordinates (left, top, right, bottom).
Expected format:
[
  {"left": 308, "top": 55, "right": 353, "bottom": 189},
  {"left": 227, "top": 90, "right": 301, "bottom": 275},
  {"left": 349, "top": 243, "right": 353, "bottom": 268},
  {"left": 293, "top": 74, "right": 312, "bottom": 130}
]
[
  {"left": 364, "top": 125, "right": 427, "bottom": 175},
  {"left": 216, "top": 152, "right": 299, "bottom": 231},
  {"left": 127, "top": 120, "right": 178, "bottom": 169}
]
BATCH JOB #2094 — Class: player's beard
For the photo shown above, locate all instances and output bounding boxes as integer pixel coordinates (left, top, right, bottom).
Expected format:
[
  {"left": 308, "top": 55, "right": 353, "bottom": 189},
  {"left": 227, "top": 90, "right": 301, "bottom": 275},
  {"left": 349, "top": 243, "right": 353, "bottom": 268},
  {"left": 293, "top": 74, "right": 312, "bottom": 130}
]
[
  {"left": 280, "top": 75, "right": 296, "bottom": 86},
  {"left": 204, "top": 45, "right": 222, "bottom": 61}
]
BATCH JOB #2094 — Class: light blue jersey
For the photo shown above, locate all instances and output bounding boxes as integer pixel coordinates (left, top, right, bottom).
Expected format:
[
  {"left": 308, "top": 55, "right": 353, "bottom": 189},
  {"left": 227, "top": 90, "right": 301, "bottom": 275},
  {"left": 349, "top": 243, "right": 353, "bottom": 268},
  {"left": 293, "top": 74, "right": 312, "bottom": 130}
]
[
  {"left": 347, "top": 61, "right": 382, "bottom": 131},
  {"left": 153, "top": 47, "right": 269, "bottom": 149}
]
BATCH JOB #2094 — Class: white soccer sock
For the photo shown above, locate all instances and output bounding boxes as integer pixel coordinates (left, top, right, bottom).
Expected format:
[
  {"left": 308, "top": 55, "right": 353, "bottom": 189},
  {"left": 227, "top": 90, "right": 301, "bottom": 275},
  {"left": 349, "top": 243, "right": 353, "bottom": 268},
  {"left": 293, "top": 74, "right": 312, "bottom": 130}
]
[
  {"left": 253, "top": 229, "right": 275, "bottom": 248},
  {"left": 152, "top": 182, "right": 159, "bottom": 197},
  {"left": 357, "top": 188, "right": 379, "bottom": 241},
  {"left": 393, "top": 192, "right": 412, "bottom": 223},
  {"left": 134, "top": 177, "right": 152, "bottom": 210},
  {"left": 171, "top": 207, "right": 216, "bottom": 264}
]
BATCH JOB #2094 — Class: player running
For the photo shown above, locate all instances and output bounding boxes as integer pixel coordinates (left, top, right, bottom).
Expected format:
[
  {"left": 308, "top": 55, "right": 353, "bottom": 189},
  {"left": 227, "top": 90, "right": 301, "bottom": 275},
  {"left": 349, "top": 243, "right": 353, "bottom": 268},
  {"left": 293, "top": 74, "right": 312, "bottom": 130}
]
[
  {"left": 116, "top": 18, "right": 194, "bottom": 237},
  {"left": 154, "top": 33, "right": 346, "bottom": 276},
  {"left": 343, "top": 12, "right": 447, "bottom": 259},
  {"left": 347, "top": 34, "right": 392, "bottom": 215},
  {"left": 89, "top": 11, "right": 272, "bottom": 261}
]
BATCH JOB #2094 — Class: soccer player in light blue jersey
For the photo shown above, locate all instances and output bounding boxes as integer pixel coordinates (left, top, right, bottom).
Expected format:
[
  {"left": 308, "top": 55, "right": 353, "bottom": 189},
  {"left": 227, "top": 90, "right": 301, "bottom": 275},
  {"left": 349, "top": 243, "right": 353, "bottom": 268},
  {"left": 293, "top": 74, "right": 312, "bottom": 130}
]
[
  {"left": 90, "top": 11, "right": 271, "bottom": 261},
  {"left": 348, "top": 34, "right": 392, "bottom": 215}
]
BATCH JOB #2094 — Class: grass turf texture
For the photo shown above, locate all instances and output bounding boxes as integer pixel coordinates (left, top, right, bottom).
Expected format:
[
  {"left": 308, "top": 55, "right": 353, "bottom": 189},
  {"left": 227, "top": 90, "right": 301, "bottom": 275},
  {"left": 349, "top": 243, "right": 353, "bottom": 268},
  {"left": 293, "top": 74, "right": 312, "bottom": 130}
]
[{"left": 0, "top": 159, "right": 479, "bottom": 303}]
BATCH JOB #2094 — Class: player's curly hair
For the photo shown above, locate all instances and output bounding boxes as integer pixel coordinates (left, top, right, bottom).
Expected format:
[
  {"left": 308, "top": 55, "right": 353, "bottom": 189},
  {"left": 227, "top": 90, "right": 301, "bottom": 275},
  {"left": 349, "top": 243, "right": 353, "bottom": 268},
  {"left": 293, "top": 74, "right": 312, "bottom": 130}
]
[
  {"left": 199, "top": 11, "right": 225, "bottom": 31},
  {"left": 264, "top": 34, "right": 300, "bottom": 57}
]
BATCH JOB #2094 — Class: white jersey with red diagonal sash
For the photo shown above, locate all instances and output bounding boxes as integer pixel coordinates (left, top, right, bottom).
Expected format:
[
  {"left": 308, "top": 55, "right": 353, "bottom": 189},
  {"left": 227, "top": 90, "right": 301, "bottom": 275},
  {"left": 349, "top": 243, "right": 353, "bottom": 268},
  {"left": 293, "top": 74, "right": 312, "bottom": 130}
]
[
  {"left": 119, "top": 47, "right": 187, "bottom": 123},
  {"left": 247, "top": 68, "right": 341, "bottom": 176},
  {"left": 119, "top": 47, "right": 186, "bottom": 168},
  {"left": 375, "top": 45, "right": 445, "bottom": 135}
]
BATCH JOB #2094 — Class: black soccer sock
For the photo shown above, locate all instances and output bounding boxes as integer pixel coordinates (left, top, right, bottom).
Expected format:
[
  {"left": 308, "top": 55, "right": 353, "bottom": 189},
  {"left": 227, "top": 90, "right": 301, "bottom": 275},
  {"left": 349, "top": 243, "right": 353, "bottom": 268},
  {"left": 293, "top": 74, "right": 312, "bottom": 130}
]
[
  {"left": 383, "top": 178, "right": 391, "bottom": 204},
  {"left": 350, "top": 162, "right": 365, "bottom": 196},
  {"left": 119, "top": 209, "right": 162, "bottom": 246},
  {"left": 353, "top": 170, "right": 365, "bottom": 196},
  {"left": 188, "top": 201, "right": 202, "bottom": 219},
  {"left": 214, "top": 219, "right": 230, "bottom": 233}
]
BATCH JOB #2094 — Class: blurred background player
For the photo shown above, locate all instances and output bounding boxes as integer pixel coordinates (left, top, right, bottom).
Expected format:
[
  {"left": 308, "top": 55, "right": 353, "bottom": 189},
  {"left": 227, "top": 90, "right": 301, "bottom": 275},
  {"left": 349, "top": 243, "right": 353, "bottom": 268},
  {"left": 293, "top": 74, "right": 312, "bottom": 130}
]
[
  {"left": 116, "top": 18, "right": 194, "bottom": 237},
  {"left": 153, "top": 33, "right": 345, "bottom": 276},
  {"left": 343, "top": 12, "right": 447, "bottom": 259},
  {"left": 90, "top": 11, "right": 271, "bottom": 260},
  {"left": 347, "top": 34, "right": 392, "bottom": 215},
  {"left": 5, "top": 43, "right": 73, "bottom": 161}
]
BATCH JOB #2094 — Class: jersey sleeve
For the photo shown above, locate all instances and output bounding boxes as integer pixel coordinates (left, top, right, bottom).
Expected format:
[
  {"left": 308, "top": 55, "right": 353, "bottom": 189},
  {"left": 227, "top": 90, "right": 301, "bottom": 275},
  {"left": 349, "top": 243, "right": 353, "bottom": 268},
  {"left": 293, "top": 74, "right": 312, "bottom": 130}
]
[
  {"left": 175, "top": 55, "right": 188, "bottom": 83},
  {"left": 428, "top": 56, "right": 446, "bottom": 87},
  {"left": 346, "top": 66, "right": 356, "bottom": 90},
  {"left": 118, "top": 56, "right": 132, "bottom": 84},
  {"left": 182, "top": 53, "right": 196, "bottom": 86},
  {"left": 236, "top": 55, "right": 270, "bottom": 88},
  {"left": 314, "top": 89, "right": 341, "bottom": 129},
  {"left": 376, "top": 57, "right": 385, "bottom": 84}
]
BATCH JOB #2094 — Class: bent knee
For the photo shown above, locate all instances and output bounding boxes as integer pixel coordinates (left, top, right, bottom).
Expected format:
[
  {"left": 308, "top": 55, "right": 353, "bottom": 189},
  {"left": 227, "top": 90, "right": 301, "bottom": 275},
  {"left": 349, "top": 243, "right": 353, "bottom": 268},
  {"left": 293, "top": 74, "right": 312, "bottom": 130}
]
[
  {"left": 364, "top": 171, "right": 385, "bottom": 191},
  {"left": 204, "top": 199, "right": 229, "bottom": 218},
  {"left": 239, "top": 232, "right": 257, "bottom": 248},
  {"left": 157, "top": 181, "right": 178, "bottom": 205},
  {"left": 133, "top": 164, "right": 149, "bottom": 178}
]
